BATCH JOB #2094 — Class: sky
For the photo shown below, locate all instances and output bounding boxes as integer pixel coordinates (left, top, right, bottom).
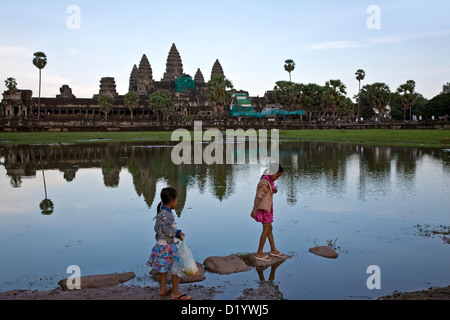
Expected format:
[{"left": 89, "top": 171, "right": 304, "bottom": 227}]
[{"left": 0, "top": 0, "right": 449, "bottom": 101}]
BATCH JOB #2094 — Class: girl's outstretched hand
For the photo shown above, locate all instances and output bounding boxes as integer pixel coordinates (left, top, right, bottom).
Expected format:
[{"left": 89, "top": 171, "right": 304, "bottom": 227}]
[{"left": 179, "top": 232, "right": 185, "bottom": 241}]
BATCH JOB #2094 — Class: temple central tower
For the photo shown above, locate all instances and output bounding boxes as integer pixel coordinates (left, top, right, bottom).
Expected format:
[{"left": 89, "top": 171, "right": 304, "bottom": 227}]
[
  {"left": 163, "top": 43, "right": 184, "bottom": 81},
  {"left": 211, "top": 59, "right": 224, "bottom": 80}
]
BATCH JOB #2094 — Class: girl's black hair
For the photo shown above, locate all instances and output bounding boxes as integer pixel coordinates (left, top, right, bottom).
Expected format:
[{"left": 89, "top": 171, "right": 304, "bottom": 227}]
[
  {"left": 261, "top": 163, "right": 283, "bottom": 179},
  {"left": 157, "top": 187, "right": 178, "bottom": 213}
]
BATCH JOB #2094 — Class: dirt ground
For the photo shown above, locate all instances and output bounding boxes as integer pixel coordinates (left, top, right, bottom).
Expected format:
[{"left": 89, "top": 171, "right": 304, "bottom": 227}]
[
  {"left": 1, "top": 284, "right": 449, "bottom": 300},
  {"left": 0, "top": 284, "right": 221, "bottom": 300},
  {"left": 377, "top": 285, "right": 450, "bottom": 300}
]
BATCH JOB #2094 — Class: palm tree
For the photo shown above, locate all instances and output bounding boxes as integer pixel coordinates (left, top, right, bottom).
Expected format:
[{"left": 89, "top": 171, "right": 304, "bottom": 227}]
[
  {"left": 148, "top": 90, "right": 174, "bottom": 125},
  {"left": 299, "top": 83, "right": 324, "bottom": 128},
  {"left": 355, "top": 69, "right": 366, "bottom": 118},
  {"left": 206, "top": 75, "right": 233, "bottom": 131},
  {"left": 397, "top": 80, "right": 418, "bottom": 121},
  {"left": 5, "top": 77, "right": 17, "bottom": 91},
  {"left": 39, "top": 150, "right": 54, "bottom": 215},
  {"left": 98, "top": 94, "right": 114, "bottom": 121},
  {"left": 284, "top": 59, "right": 296, "bottom": 82},
  {"left": 293, "top": 83, "right": 305, "bottom": 127},
  {"left": 442, "top": 82, "right": 450, "bottom": 94},
  {"left": 359, "top": 82, "right": 391, "bottom": 119},
  {"left": 40, "top": 198, "right": 54, "bottom": 215},
  {"left": 124, "top": 91, "right": 140, "bottom": 124},
  {"left": 324, "top": 79, "right": 347, "bottom": 122},
  {"left": 32, "top": 52, "right": 48, "bottom": 121},
  {"left": 273, "top": 80, "right": 297, "bottom": 120}
]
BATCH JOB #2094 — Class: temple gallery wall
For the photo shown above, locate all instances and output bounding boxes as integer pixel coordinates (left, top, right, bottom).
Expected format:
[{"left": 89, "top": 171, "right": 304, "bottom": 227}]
[{"left": 1, "top": 43, "right": 275, "bottom": 120}]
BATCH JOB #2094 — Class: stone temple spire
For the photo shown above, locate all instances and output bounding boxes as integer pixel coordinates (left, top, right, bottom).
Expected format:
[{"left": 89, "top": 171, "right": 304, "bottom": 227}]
[
  {"left": 129, "top": 64, "right": 138, "bottom": 92},
  {"left": 137, "top": 54, "right": 153, "bottom": 95},
  {"left": 98, "top": 77, "right": 118, "bottom": 98},
  {"left": 163, "top": 43, "right": 183, "bottom": 81},
  {"left": 194, "top": 68, "right": 205, "bottom": 83},
  {"left": 211, "top": 59, "right": 224, "bottom": 80}
]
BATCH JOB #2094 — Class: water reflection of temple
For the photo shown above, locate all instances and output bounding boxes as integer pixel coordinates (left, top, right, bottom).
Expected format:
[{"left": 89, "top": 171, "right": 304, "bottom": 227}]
[
  {"left": 1, "top": 142, "right": 446, "bottom": 214},
  {"left": 0, "top": 143, "right": 239, "bottom": 215}
]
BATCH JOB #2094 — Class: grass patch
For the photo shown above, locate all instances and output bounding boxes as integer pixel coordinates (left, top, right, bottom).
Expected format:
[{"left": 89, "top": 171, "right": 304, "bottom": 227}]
[
  {"left": 0, "top": 131, "right": 174, "bottom": 145},
  {"left": 279, "top": 129, "right": 450, "bottom": 148},
  {"left": 0, "top": 129, "right": 449, "bottom": 148}
]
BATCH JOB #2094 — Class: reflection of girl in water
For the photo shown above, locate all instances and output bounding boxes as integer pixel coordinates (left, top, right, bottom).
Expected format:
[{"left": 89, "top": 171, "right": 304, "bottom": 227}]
[{"left": 251, "top": 163, "right": 286, "bottom": 262}]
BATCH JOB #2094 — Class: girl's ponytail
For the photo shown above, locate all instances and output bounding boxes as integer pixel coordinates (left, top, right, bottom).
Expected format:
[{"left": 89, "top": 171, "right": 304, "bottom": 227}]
[{"left": 156, "top": 201, "right": 163, "bottom": 214}]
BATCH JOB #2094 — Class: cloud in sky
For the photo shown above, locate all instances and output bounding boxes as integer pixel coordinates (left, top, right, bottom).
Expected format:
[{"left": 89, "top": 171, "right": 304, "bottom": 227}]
[
  {"left": 308, "top": 41, "right": 365, "bottom": 51},
  {"left": 0, "top": 46, "right": 31, "bottom": 57},
  {"left": 308, "top": 29, "right": 450, "bottom": 50}
]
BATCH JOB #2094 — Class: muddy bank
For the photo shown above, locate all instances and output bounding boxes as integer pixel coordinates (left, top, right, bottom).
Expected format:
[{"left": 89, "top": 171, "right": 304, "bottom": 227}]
[
  {"left": 378, "top": 285, "right": 450, "bottom": 300},
  {"left": 0, "top": 284, "right": 221, "bottom": 300},
  {"left": 1, "top": 252, "right": 448, "bottom": 300},
  {"left": 2, "top": 284, "right": 449, "bottom": 300}
]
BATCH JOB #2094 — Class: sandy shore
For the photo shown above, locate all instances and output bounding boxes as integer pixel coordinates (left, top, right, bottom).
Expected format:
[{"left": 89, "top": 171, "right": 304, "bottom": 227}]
[{"left": 1, "top": 284, "right": 449, "bottom": 300}]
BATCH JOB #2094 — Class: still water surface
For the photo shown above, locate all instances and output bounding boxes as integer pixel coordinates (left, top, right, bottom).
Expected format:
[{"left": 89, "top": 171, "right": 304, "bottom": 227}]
[{"left": 0, "top": 141, "right": 449, "bottom": 299}]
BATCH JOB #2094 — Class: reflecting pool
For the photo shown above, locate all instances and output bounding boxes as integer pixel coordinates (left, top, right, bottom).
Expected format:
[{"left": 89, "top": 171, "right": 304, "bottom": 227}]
[{"left": 0, "top": 141, "right": 449, "bottom": 299}]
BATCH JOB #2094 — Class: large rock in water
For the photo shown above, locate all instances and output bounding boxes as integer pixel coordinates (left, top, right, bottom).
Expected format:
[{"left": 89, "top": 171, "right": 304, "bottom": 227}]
[
  {"left": 309, "top": 246, "right": 339, "bottom": 259},
  {"left": 203, "top": 255, "right": 251, "bottom": 274},
  {"left": 58, "top": 272, "right": 136, "bottom": 290},
  {"left": 242, "top": 252, "right": 291, "bottom": 267}
]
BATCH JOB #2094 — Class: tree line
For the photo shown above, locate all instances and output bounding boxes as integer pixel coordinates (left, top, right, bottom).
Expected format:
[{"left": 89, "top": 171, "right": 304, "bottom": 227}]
[{"left": 276, "top": 60, "right": 450, "bottom": 122}]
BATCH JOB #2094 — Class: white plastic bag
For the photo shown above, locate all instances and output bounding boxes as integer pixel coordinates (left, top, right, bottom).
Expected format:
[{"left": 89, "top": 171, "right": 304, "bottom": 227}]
[{"left": 173, "top": 240, "right": 199, "bottom": 277}]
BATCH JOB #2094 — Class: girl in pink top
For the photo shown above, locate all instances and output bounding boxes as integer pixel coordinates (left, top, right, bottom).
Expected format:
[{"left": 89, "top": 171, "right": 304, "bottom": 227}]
[{"left": 251, "top": 163, "right": 286, "bottom": 262}]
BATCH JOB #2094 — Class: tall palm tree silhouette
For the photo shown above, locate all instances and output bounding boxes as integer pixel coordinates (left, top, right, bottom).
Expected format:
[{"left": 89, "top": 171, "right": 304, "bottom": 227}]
[
  {"left": 39, "top": 150, "right": 54, "bottom": 215},
  {"left": 33, "top": 52, "right": 47, "bottom": 121},
  {"left": 284, "top": 59, "right": 295, "bottom": 82},
  {"left": 355, "top": 69, "right": 366, "bottom": 119}
]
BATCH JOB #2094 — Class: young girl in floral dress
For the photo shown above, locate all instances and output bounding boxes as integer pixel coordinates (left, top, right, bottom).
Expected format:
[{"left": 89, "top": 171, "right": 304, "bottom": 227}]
[{"left": 147, "top": 187, "right": 191, "bottom": 300}]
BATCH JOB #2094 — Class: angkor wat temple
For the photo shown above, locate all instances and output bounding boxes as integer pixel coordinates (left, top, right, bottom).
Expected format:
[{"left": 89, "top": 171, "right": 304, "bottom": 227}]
[{"left": 1, "top": 43, "right": 272, "bottom": 121}]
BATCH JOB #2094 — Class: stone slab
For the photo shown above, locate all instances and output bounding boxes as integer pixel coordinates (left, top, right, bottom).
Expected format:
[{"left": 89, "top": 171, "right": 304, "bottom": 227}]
[
  {"left": 242, "top": 252, "right": 292, "bottom": 268},
  {"left": 203, "top": 255, "right": 251, "bottom": 274},
  {"left": 58, "top": 272, "right": 136, "bottom": 290},
  {"left": 308, "top": 246, "right": 339, "bottom": 259}
]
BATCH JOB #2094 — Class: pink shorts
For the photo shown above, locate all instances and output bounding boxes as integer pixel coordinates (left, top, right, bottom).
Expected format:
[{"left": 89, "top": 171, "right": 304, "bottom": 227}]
[{"left": 255, "top": 208, "right": 273, "bottom": 224}]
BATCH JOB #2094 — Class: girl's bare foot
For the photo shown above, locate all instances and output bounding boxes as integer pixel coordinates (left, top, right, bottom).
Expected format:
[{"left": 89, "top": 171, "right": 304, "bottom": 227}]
[{"left": 160, "top": 287, "right": 172, "bottom": 296}]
